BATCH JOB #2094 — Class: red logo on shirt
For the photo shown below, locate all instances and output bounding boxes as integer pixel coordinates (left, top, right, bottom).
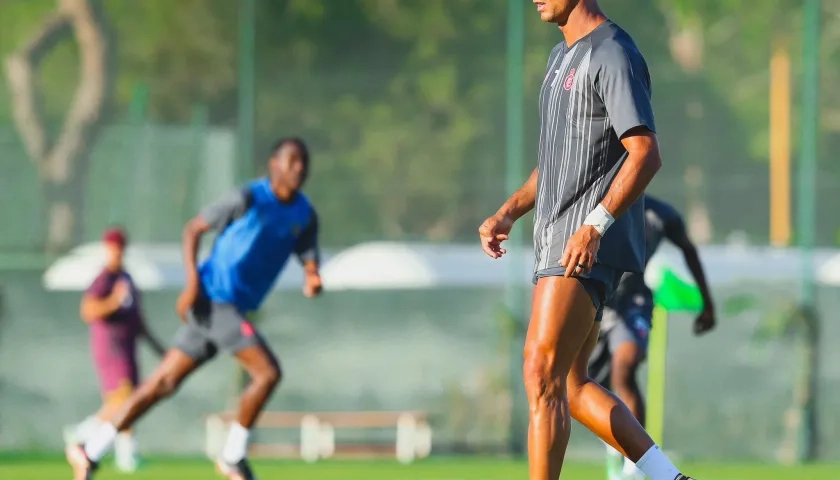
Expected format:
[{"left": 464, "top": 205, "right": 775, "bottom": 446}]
[
  {"left": 563, "top": 68, "right": 576, "bottom": 90},
  {"left": 240, "top": 321, "right": 255, "bottom": 337}
]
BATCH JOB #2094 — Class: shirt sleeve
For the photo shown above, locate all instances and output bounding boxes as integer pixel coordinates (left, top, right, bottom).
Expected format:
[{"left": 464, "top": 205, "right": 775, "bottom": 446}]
[
  {"left": 592, "top": 41, "right": 656, "bottom": 139},
  {"left": 198, "top": 188, "right": 252, "bottom": 232},
  {"left": 294, "top": 210, "right": 320, "bottom": 265},
  {"left": 86, "top": 272, "right": 111, "bottom": 298}
]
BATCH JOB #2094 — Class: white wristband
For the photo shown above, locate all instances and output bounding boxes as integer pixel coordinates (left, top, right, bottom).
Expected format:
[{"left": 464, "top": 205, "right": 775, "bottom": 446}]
[{"left": 583, "top": 204, "right": 615, "bottom": 236}]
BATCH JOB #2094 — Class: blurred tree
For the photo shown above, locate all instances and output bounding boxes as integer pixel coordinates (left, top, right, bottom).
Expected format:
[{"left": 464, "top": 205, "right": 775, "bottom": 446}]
[
  {"left": 3, "top": 0, "right": 833, "bottom": 247},
  {"left": 3, "top": 0, "right": 112, "bottom": 251}
]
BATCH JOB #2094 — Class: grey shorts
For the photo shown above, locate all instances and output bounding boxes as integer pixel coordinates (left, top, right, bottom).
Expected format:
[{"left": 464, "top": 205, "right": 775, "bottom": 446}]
[
  {"left": 533, "top": 264, "right": 625, "bottom": 321},
  {"left": 587, "top": 306, "right": 652, "bottom": 386},
  {"left": 172, "top": 289, "right": 263, "bottom": 364}
]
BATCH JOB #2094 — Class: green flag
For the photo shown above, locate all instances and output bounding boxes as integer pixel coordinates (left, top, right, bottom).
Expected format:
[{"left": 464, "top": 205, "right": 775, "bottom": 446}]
[{"left": 653, "top": 268, "right": 703, "bottom": 313}]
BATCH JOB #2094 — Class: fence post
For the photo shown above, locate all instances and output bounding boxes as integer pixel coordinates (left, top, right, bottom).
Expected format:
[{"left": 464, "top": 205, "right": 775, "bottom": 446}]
[
  {"left": 237, "top": 0, "right": 256, "bottom": 184},
  {"left": 505, "top": 0, "right": 526, "bottom": 457},
  {"left": 795, "top": 0, "right": 821, "bottom": 463}
]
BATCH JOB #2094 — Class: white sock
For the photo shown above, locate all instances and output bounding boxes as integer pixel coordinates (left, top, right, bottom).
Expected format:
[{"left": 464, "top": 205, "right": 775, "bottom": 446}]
[
  {"left": 73, "top": 416, "right": 103, "bottom": 443},
  {"left": 221, "top": 423, "right": 250, "bottom": 464},
  {"left": 623, "top": 456, "right": 644, "bottom": 477},
  {"left": 115, "top": 432, "right": 138, "bottom": 458},
  {"left": 604, "top": 441, "right": 622, "bottom": 458},
  {"left": 635, "top": 445, "right": 682, "bottom": 480},
  {"left": 84, "top": 423, "right": 118, "bottom": 462}
]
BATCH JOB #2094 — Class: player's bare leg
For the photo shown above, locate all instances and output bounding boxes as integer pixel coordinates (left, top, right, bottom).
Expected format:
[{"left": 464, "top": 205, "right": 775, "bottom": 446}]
[
  {"left": 609, "top": 341, "right": 647, "bottom": 479},
  {"left": 567, "top": 324, "right": 651, "bottom": 453},
  {"left": 215, "top": 343, "right": 282, "bottom": 480},
  {"left": 567, "top": 319, "right": 690, "bottom": 479},
  {"left": 66, "top": 350, "right": 199, "bottom": 480},
  {"left": 610, "top": 341, "right": 645, "bottom": 428},
  {"left": 524, "top": 276, "right": 600, "bottom": 479},
  {"left": 100, "top": 384, "right": 141, "bottom": 473}
]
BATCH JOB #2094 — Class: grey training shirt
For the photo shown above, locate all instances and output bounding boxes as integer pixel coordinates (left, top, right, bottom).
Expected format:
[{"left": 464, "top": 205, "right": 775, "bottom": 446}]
[{"left": 534, "top": 20, "right": 655, "bottom": 276}]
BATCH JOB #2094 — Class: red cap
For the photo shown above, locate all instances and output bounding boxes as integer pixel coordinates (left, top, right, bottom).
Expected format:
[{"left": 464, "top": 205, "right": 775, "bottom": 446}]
[{"left": 102, "top": 227, "right": 128, "bottom": 247}]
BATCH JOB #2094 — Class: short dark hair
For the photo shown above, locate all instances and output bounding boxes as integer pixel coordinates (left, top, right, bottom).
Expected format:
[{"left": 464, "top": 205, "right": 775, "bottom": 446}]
[{"left": 271, "top": 137, "right": 310, "bottom": 166}]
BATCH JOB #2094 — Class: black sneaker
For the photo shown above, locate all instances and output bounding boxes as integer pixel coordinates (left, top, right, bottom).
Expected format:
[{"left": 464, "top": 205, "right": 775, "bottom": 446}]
[
  {"left": 65, "top": 444, "right": 98, "bottom": 480},
  {"left": 675, "top": 475, "right": 696, "bottom": 480},
  {"left": 216, "top": 457, "right": 257, "bottom": 480}
]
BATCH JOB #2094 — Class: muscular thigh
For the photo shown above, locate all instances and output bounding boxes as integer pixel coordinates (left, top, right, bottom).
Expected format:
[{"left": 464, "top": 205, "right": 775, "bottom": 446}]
[{"left": 526, "top": 276, "right": 599, "bottom": 376}]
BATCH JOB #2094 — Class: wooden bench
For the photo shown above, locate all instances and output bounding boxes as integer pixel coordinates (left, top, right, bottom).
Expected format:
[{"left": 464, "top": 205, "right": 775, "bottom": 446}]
[{"left": 205, "top": 411, "right": 432, "bottom": 463}]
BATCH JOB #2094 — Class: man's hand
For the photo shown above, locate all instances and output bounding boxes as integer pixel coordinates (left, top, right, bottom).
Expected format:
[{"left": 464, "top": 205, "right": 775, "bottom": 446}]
[
  {"left": 303, "top": 272, "right": 323, "bottom": 298},
  {"left": 176, "top": 276, "right": 199, "bottom": 323},
  {"left": 693, "top": 307, "right": 715, "bottom": 335},
  {"left": 110, "top": 279, "right": 131, "bottom": 306},
  {"left": 560, "top": 225, "right": 601, "bottom": 277},
  {"left": 478, "top": 214, "right": 515, "bottom": 259}
]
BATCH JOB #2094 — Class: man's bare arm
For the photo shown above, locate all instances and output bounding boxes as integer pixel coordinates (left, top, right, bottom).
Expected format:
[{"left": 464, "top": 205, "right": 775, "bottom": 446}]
[
  {"left": 302, "top": 259, "right": 319, "bottom": 275},
  {"left": 182, "top": 217, "right": 212, "bottom": 282},
  {"left": 669, "top": 228, "right": 714, "bottom": 312},
  {"left": 599, "top": 130, "right": 662, "bottom": 219},
  {"left": 80, "top": 295, "right": 122, "bottom": 323},
  {"left": 497, "top": 168, "right": 539, "bottom": 220}
]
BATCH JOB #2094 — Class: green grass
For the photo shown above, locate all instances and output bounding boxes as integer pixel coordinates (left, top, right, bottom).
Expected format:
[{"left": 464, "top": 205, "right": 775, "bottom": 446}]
[{"left": 1, "top": 455, "right": 838, "bottom": 479}]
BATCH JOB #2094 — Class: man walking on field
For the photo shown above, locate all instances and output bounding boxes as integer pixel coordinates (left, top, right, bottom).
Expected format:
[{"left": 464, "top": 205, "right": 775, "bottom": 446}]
[{"left": 479, "top": 1, "right": 695, "bottom": 479}]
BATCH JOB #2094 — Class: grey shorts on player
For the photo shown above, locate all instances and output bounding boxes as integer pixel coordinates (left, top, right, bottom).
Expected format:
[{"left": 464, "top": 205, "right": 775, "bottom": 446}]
[
  {"left": 172, "top": 289, "right": 264, "bottom": 364},
  {"left": 587, "top": 306, "right": 652, "bottom": 386},
  {"left": 534, "top": 264, "right": 625, "bottom": 321}
]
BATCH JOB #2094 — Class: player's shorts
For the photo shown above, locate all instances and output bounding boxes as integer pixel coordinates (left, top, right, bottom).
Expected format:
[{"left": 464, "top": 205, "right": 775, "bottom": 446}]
[
  {"left": 91, "top": 339, "right": 139, "bottom": 395},
  {"left": 533, "top": 264, "right": 625, "bottom": 321},
  {"left": 587, "top": 306, "right": 653, "bottom": 386},
  {"left": 172, "top": 287, "right": 264, "bottom": 364}
]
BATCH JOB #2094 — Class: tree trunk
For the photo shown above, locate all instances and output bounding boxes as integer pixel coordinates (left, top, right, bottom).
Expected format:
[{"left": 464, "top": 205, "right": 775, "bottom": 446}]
[{"left": 3, "top": 0, "right": 112, "bottom": 252}]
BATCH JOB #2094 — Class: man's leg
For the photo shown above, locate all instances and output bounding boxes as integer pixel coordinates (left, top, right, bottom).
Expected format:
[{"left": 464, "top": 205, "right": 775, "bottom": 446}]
[
  {"left": 567, "top": 321, "right": 687, "bottom": 480},
  {"left": 219, "top": 343, "right": 281, "bottom": 467},
  {"left": 523, "top": 276, "right": 601, "bottom": 479},
  {"left": 67, "top": 347, "right": 207, "bottom": 480},
  {"left": 587, "top": 328, "right": 624, "bottom": 480},
  {"left": 607, "top": 321, "right": 647, "bottom": 479},
  {"left": 104, "top": 382, "right": 141, "bottom": 473},
  {"left": 87, "top": 350, "right": 199, "bottom": 450},
  {"left": 207, "top": 308, "right": 281, "bottom": 479}
]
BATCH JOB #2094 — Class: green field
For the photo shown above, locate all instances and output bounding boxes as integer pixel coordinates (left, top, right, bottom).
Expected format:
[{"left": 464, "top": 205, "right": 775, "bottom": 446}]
[{"left": 1, "top": 456, "right": 838, "bottom": 480}]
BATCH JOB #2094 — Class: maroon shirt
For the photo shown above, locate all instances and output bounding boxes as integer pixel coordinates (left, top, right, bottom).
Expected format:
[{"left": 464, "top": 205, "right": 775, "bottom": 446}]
[{"left": 86, "top": 269, "right": 143, "bottom": 361}]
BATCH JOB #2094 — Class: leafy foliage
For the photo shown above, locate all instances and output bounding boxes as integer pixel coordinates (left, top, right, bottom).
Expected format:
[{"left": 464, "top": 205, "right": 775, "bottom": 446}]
[{"left": 1, "top": 0, "right": 838, "bottom": 248}]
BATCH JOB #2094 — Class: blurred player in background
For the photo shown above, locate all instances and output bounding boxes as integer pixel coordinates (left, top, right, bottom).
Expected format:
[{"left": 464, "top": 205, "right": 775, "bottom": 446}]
[
  {"left": 64, "top": 227, "right": 166, "bottom": 473},
  {"left": 67, "top": 138, "right": 322, "bottom": 480},
  {"left": 587, "top": 195, "right": 716, "bottom": 480}
]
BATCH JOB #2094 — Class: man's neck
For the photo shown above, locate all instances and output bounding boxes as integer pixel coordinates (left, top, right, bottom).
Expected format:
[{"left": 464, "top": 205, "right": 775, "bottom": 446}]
[
  {"left": 269, "top": 181, "right": 295, "bottom": 203},
  {"left": 558, "top": 2, "right": 608, "bottom": 47}
]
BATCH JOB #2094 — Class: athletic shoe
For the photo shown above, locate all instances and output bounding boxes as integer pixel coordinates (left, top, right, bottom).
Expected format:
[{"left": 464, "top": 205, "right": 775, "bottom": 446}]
[
  {"left": 675, "top": 475, "right": 696, "bottom": 480},
  {"left": 216, "top": 457, "right": 257, "bottom": 480},
  {"left": 65, "top": 444, "right": 98, "bottom": 480}
]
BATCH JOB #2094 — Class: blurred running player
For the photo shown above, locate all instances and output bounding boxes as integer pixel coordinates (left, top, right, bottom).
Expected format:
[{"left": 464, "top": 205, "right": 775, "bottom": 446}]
[
  {"left": 64, "top": 227, "right": 166, "bottom": 473},
  {"left": 66, "top": 137, "right": 323, "bottom": 480},
  {"left": 588, "top": 195, "right": 715, "bottom": 480}
]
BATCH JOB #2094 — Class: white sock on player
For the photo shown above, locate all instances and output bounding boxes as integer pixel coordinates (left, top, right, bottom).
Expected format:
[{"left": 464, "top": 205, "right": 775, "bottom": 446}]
[
  {"left": 622, "top": 456, "right": 645, "bottom": 478},
  {"left": 84, "top": 422, "right": 118, "bottom": 462},
  {"left": 604, "top": 440, "right": 622, "bottom": 458},
  {"left": 115, "top": 432, "right": 139, "bottom": 472},
  {"left": 72, "top": 416, "right": 102, "bottom": 443},
  {"left": 221, "top": 423, "right": 250, "bottom": 464},
  {"left": 635, "top": 445, "right": 682, "bottom": 480}
]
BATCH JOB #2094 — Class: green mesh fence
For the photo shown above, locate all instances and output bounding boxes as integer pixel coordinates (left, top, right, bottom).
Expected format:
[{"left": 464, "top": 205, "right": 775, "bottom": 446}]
[{"left": 0, "top": 0, "right": 839, "bottom": 461}]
